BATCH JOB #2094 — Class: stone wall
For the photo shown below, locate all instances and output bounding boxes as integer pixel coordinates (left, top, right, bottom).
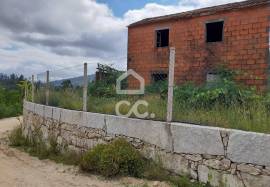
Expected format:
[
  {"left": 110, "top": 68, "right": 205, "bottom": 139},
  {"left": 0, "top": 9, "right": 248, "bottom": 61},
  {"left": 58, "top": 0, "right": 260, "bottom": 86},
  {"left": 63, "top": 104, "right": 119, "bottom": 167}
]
[{"left": 23, "top": 101, "right": 270, "bottom": 187}]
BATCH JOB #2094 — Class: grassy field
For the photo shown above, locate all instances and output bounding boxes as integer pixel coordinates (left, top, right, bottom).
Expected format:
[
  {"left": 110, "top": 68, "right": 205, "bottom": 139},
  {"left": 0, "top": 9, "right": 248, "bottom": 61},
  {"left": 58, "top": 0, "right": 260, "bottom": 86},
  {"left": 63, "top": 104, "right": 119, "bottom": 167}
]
[
  {"left": 33, "top": 88, "right": 270, "bottom": 134},
  {"left": 33, "top": 67, "right": 270, "bottom": 134}
]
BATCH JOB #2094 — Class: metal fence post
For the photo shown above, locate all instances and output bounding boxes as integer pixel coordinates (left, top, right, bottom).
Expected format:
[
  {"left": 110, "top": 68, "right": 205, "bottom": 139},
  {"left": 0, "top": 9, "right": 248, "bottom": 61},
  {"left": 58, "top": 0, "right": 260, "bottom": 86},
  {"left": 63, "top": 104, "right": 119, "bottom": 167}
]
[
  {"left": 46, "top": 70, "right": 49, "bottom": 106},
  {"left": 166, "top": 47, "right": 175, "bottom": 123},
  {"left": 83, "top": 63, "right": 88, "bottom": 112},
  {"left": 32, "top": 75, "right": 35, "bottom": 102}
]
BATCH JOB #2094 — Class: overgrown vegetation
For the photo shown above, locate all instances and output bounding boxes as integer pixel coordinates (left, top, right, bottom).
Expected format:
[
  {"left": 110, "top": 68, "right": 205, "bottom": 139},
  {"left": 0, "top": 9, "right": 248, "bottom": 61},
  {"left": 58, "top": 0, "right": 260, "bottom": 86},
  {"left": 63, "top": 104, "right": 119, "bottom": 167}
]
[
  {"left": 9, "top": 127, "right": 207, "bottom": 187},
  {"left": 9, "top": 126, "right": 81, "bottom": 165},
  {"left": 172, "top": 66, "right": 270, "bottom": 133},
  {"left": 80, "top": 139, "right": 207, "bottom": 186},
  {"left": 0, "top": 73, "right": 25, "bottom": 119},
  {"left": 88, "top": 63, "right": 125, "bottom": 98},
  {"left": 33, "top": 66, "right": 270, "bottom": 133},
  {"left": 80, "top": 138, "right": 144, "bottom": 177}
]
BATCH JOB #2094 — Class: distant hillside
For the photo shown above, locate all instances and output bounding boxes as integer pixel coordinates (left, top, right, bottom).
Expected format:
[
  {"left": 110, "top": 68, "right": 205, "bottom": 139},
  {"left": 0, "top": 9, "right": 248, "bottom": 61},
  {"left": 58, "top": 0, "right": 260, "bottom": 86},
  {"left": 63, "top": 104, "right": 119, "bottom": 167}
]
[{"left": 51, "top": 74, "right": 95, "bottom": 87}]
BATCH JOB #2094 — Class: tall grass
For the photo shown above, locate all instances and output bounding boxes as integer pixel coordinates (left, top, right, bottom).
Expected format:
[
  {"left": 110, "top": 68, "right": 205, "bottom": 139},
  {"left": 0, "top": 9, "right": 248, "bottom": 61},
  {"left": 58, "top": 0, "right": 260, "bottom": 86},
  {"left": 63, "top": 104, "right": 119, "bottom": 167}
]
[
  {"left": 34, "top": 78, "right": 270, "bottom": 134},
  {"left": 172, "top": 102, "right": 270, "bottom": 133},
  {"left": 34, "top": 89, "right": 270, "bottom": 133},
  {"left": 9, "top": 126, "right": 82, "bottom": 165}
]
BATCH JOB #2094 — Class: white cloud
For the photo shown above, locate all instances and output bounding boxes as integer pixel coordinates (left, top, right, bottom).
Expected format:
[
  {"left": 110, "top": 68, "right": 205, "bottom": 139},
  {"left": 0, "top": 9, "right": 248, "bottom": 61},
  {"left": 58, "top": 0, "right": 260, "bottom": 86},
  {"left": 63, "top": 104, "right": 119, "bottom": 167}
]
[
  {"left": 181, "top": 0, "right": 244, "bottom": 7},
  {"left": 123, "top": 0, "right": 245, "bottom": 23},
  {"left": 123, "top": 3, "right": 193, "bottom": 24},
  {"left": 0, "top": 0, "right": 244, "bottom": 77}
]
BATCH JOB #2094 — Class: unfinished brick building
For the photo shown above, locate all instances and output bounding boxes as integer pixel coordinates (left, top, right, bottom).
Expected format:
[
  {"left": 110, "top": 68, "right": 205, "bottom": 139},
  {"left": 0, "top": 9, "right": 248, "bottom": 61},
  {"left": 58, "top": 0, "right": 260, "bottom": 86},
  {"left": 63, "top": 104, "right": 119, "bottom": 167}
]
[{"left": 127, "top": 0, "right": 270, "bottom": 90}]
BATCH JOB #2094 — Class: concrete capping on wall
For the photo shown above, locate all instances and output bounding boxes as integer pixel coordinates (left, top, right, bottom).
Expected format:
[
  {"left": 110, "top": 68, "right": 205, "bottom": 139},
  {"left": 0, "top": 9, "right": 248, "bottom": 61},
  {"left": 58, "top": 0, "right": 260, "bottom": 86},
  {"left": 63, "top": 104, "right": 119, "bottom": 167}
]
[
  {"left": 171, "top": 122, "right": 226, "bottom": 156},
  {"left": 227, "top": 130, "right": 270, "bottom": 167},
  {"left": 105, "top": 115, "right": 172, "bottom": 150},
  {"left": 82, "top": 112, "right": 106, "bottom": 129},
  {"left": 23, "top": 101, "right": 270, "bottom": 167}
]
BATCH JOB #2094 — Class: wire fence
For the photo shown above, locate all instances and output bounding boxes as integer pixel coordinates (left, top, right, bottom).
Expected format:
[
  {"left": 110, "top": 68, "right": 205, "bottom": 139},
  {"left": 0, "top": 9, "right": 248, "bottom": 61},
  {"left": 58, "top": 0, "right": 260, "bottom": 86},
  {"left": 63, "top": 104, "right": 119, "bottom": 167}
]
[
  {"left": 24, "top": 48, "right": 270, "bottom": 133},
  {"left": 26, "top": 58, "right": 170, "bottom": 122}
]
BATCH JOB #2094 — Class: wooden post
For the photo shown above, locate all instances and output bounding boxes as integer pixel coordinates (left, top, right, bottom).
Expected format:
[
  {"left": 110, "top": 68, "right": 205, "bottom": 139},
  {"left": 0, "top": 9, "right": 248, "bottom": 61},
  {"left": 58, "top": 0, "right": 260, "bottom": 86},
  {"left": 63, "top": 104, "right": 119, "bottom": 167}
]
[
  {"left": 46, "top": 71, "right": 49, "bottom": 106},
  {"left": 166, "top": 47, "right": 175, "bottom": 123},
  {"left": 83, "top": 63, "right": 88, "bottom": 112},
  {"left": 32, "top": 75, "right": 35, "bottom": 102}
]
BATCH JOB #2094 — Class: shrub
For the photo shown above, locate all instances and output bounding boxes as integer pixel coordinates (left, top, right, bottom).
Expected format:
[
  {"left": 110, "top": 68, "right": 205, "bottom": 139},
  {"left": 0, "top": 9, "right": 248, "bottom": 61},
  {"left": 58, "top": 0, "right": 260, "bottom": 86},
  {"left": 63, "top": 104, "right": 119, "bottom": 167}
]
[
  {"left": 80, "top": 138, "right": 144, "bottom": 177},
  {"left": 8, "top": 126, "right": 81, "bottom": 164},
  {"left": 169, "top": 176, "right": 208, "bottom": 187},
  {"left": 263, "top": 93, "right": 270, "bottom": 111},
  {"left": 26, "top": 128, "right": 51, "bottom": 159},
  {"left": 48, "top": 135, "right": 60, "bottom": 155},
  {"left": 8, "top": 125, "right": 49, "bottom": 158},
  {"left": 145, "top": 80, "right": 168, "bottom": 99},
  {"left": 50, "top": 150, "right": 82, "bottom": 165},
  {"left": 8, "top": 126, "right": 26, "bottom": 146},
  {"left": 143, "top": 159, "right": 170, "bottom": 181},
  {"left": 88, "top": 81, "right": 116, "bottom": 98},
  {"left": 80, "top": 144, "right": 107, "bottom": 172},
  {"left": 88, "top": 64, "right": 123, "bottom": 98},
  {"left": 174, "top": 79, "right": 260, "bottom": 109},
  {"left": 10, "top": 127, "right": 207, "bottom": 186},
  {"left": 173, "top": 65, "right": 260, "bottom": 109},
  {"left": 0, "top": 85, "right": 22, "bottom": 119}
]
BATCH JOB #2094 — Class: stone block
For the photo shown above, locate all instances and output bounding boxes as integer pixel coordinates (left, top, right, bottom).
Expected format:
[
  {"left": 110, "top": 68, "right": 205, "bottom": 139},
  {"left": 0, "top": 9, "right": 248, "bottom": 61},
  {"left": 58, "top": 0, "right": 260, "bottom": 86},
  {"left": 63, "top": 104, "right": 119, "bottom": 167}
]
[
  {"left": 106, "top": 115, "right": 172, "bottom": 150},
  {"left": 71, "top": 110, "right": 83, "bottom": 125},
  {"left": 52, "top": 107, "right": 61, "bottom": 121},
  {"left": 222, "top": 174, "right": 245, "bottom": 187},
  {"left": 237, "top": 164, "right": 261, "bottom": 175},
  {"left": 34, "top": 104, "right": 44, "bottom": 116},
  {"left": 171, "top": 123, "right": 224, "bottom": 155},
  {"left": 29, "top": 102, "right": 35, "bottom": 112},
  {"left": 61, "top": 109, "right": 73, "bottom": 124},
  {"left": 44, "top": 106, "right": 53, "bottom": 119},
  {"left": 198, "top": 165, "right": 244, "bottom": 187},
  {"left": 185, "top": 154, "right": 202, "bottom": 162},
  {"left": 160, "top": 152, "right": 190, "bottom": 175},
  {"left": 23, "top": 100, "right": 27, "bottom": 109},
  {"left": 241, "top": 173, "right": 270, "bottom": 187},
  {"left": 203, "top": 158, "right": 231, "bottom": 170},
  {"left": 140, "top": 146, "right": 191, "bottom": 177},
  {"left": 23, "top": 100, "right": 29, "bottom": 110},
  {"left": 82, "top": 112, "right": 105, "bottom": 129},
  {"left": 227, "top": 130, "right": 270, "bottom": 166},
  {"left": 24, "top": 101, "right": 35, "bottom": 112}
]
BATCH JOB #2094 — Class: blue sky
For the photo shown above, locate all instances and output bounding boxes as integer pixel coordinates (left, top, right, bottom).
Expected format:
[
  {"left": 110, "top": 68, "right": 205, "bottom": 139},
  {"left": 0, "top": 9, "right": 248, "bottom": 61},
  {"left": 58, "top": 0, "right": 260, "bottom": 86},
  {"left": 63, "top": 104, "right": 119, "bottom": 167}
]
[{"left": 98, "top": 0, "right": 179, "bottom": 17}]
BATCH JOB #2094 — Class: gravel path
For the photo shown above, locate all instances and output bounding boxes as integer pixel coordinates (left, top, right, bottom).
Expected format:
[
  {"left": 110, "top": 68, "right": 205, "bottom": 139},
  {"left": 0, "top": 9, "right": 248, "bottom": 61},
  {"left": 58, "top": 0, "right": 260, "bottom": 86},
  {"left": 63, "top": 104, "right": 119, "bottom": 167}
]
[{"left": 0, "top": 117, "right": 168, "bottom": 187}]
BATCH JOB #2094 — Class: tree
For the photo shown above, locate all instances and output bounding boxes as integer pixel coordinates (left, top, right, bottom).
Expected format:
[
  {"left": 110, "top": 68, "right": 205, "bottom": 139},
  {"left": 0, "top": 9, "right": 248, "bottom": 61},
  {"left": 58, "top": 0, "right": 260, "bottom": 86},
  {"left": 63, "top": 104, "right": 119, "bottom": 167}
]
[
  {"left": 61, "top": 80, "right": 73, "bottom": 90},
  {"left": 17, "top": 80, "right": 31, "bottom": 99}
]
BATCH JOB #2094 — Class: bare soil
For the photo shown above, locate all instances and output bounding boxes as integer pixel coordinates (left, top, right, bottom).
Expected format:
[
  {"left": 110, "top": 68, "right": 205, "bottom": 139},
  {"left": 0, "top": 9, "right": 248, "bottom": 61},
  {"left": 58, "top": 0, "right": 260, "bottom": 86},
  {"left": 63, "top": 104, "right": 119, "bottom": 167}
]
[{"left": 0, "top": 117, "right": 169, "bottom": 187}]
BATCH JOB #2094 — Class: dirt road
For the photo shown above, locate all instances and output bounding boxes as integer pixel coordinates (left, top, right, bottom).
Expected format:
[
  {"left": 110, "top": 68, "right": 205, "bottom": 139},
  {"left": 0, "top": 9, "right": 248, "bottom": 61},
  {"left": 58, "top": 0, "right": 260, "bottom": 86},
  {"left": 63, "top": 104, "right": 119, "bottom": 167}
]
[{"left": 0, "top": 117, "right": 167, "bottom": 187}]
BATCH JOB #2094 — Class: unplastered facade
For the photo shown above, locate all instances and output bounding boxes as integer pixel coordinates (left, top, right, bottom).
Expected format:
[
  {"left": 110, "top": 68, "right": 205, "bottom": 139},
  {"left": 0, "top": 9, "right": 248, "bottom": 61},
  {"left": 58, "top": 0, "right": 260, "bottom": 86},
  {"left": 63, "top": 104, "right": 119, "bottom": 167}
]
[{"left": 127, "top": 0, "right": 270, "bottom": 90}]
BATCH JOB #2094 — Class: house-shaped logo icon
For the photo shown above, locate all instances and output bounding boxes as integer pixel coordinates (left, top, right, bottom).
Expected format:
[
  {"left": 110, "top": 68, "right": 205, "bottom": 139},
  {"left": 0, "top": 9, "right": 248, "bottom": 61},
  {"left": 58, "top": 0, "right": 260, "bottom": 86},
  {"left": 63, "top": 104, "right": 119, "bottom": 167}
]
[{"left": 116, "top": 69, "right": 145, "bottom": 95}]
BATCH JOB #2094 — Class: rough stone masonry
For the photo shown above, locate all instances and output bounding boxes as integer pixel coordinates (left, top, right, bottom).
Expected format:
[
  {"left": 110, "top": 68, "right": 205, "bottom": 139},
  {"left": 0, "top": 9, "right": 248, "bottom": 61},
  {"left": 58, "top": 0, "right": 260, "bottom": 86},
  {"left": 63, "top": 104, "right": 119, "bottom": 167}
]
[{"left": 23, "top": 101, "right": 270, "bottom": 187}]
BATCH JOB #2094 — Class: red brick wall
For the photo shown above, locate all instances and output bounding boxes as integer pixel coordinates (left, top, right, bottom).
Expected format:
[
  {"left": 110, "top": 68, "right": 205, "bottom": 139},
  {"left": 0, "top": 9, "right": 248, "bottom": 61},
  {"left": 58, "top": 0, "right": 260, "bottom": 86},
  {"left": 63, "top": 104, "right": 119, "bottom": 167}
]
[{"left": 128, "top": 5, "right": 270, "bottom": 90}]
